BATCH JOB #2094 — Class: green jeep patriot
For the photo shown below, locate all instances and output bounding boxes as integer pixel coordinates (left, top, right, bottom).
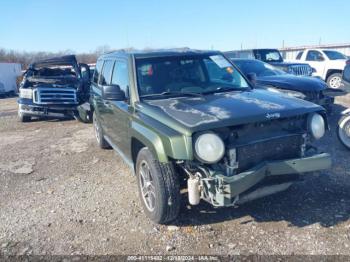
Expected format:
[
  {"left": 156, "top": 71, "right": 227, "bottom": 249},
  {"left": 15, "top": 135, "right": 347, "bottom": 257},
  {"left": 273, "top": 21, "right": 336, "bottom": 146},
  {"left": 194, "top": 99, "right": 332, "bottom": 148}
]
[{"left": 90, "top": 49, "right": 331, "bottom": 224}]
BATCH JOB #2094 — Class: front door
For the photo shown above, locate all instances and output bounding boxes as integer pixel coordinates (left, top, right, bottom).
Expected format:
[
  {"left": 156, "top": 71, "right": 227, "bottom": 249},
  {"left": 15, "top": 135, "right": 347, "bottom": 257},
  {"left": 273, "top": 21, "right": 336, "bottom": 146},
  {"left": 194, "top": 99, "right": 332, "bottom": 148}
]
[
  {"left": 102, "top": 59, "right": 131, "bottom": 158},
  {"left": 306, "top": 50, "right": 326, "bottom": 78}
]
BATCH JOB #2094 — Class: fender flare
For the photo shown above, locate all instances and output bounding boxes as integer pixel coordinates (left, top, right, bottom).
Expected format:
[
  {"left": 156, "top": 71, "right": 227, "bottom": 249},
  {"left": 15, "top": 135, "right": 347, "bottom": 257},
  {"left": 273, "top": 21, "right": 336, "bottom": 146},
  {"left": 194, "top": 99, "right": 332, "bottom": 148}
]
[{"left": 131, "top": 121, "right": 169, "bottom": 163}]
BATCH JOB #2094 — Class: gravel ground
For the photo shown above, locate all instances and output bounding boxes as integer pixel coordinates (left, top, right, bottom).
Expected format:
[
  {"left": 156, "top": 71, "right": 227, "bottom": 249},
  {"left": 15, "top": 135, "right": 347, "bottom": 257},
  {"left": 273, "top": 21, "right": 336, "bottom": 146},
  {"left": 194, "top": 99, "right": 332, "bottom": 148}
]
[{"left": 0, "top": 96, "right": 349, "bottom": 256}]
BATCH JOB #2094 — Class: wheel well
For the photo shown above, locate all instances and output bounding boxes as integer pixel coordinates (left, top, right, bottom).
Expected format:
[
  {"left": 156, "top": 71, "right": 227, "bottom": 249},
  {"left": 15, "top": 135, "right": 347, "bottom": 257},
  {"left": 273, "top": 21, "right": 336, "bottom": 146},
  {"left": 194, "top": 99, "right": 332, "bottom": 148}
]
[
  {"left": 131, "top": 138, "right": 146, "bottom": 166},
  {"left": 326, "top": 69, "right": 343, "bottom": 81}
]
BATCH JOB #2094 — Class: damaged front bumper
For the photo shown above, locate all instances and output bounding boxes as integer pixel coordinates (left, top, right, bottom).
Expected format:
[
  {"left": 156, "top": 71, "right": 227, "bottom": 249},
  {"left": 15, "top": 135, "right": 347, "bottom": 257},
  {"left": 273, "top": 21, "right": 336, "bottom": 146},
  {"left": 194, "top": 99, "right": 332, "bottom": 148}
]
[
  {"left": 18, "top": 98, "right": 78, "bottom": 118},
  {"left": 196, "top": 152, "right": 331, "bottom": 207}
]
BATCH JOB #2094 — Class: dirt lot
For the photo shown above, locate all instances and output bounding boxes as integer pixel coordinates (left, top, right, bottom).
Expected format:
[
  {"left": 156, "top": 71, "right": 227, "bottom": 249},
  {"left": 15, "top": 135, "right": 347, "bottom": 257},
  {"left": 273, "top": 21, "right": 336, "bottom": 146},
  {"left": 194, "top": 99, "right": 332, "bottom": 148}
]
[{"left": 0, "top": 97, "right": 350, "bottom": 256}]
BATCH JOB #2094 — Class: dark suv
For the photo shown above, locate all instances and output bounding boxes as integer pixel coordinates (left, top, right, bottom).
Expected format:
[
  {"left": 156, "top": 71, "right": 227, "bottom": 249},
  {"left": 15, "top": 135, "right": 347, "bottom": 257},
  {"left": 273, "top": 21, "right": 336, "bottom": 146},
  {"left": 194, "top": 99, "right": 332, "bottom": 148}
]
[
  {"left": 225, "top": 49, "right": 313, "bottom": 77},
  {"left": 91, "top": 49, "right": 331, "bottom": 224}
]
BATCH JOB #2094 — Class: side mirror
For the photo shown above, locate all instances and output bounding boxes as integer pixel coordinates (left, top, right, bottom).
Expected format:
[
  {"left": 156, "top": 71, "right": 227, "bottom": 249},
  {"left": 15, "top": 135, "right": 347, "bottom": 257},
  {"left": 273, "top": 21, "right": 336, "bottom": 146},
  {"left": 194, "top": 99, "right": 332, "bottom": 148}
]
[
  {"left": 247, "top": 72, "right": 257, "bottom": 86},
  {"left": 102, "top": 84, "right": 126, "bottom": 101},
  {"left": 79, "top": 63, "right": 90, "bottom": 82}
]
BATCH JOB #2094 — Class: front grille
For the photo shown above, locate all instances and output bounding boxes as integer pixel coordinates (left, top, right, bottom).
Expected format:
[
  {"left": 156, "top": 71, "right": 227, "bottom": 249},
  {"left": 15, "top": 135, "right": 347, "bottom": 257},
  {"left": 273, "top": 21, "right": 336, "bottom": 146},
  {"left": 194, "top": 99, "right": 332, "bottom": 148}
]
[
  {"left": 235, "top": 134, "right": 303, "bottom": 173},
  {"left": 289, "top": 65, "right": 312, "bottom": 76},
  {"left": 33, "top": 87, "right": 77, "bottom": 105}
]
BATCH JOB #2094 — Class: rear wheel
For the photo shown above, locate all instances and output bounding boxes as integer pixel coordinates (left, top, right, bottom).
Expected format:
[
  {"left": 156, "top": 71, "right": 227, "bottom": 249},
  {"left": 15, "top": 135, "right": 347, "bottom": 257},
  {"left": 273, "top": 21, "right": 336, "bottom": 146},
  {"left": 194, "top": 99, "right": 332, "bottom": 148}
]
[
  {"left": 136, "top": 148, "right": 181, "bottom": 224},
  {"left": 93, "top": 112, "right": 110, "bottom": 149},
  {"left": 327, "top": 73, "right": 342, "bottom": 89},
  {"left": 338, "top": 115, "right": 350, "bottom": 149}
]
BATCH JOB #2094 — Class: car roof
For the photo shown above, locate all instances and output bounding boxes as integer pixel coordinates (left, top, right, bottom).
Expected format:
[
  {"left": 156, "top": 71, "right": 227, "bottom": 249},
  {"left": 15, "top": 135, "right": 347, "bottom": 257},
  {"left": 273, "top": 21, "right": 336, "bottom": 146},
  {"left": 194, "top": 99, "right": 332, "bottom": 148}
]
[{"left": 99, "top": 48, "right": 221, "bottom": 60}]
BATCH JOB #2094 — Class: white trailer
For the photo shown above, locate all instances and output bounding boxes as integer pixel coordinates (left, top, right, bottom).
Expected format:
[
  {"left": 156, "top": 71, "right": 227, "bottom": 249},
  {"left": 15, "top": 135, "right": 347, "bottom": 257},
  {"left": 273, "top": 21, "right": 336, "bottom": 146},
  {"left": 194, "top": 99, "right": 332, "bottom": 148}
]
[{"left": 0, "top": 63, "right": 22, "bottom": 95}]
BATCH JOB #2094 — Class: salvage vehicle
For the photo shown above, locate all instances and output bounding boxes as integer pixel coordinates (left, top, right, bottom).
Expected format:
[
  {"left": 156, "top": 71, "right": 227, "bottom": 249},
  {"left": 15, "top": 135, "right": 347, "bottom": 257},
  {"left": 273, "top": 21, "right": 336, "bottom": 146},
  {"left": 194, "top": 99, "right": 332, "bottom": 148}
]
[
  {"left": 293, "top": 49, "right": 348, "bottom": 89},
  {"left": 224, "top": 49, "right": 313, "bottom": 77},
  {"left": 91, "top": 49, "right": 331, "bottom": 224},
  {"left": 18, "top": 55, "right": 91, "bottom": 122},
  {"left": 231, "top": 58, "right": 334, "bottom": 111},
  {"left": 338, "top": 61, "right": 350, "bottom": 149}
]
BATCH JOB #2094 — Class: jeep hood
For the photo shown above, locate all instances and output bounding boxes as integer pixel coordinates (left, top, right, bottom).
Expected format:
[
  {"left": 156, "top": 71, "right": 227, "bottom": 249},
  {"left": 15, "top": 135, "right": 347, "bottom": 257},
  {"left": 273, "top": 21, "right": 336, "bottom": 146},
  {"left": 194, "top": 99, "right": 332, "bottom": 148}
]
[
  {"left": 256, "top": 75, "right": 327, "bottom": 92},
  {"left": 141, "top": 89, "right": 323, "bottom": 134}
]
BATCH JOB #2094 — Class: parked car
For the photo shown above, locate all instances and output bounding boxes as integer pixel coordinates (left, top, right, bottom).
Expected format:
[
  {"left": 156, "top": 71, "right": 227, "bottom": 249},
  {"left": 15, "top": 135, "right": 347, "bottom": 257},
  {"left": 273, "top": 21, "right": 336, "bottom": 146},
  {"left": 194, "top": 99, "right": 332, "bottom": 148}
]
[
  {"left": 18, "top": 55, "right": 91, "bottom": 122},
  {"left": 90, "top": 49, "right": 331, "bottom": 224},
  {"left": 224, "top": 49, "right": 313, "bottom": 77},
  {"left": 293, "top": 49, "right": 348, "bottom": 89},
  {"left": 231, "top": 58, "right": 334, "bottom": 111}
]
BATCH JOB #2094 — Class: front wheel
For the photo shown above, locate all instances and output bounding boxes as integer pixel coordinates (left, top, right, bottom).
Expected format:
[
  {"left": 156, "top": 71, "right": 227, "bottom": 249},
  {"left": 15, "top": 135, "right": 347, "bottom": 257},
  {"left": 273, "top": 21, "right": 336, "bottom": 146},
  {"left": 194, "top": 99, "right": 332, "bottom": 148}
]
[
  {"left": 327, "top": 73, "right": 342, "bottom": 89},
  {"left": 338, "top": 115, "right": 350, "bottom": 150},
  {"left": 136, "top": 148, "right": 181, "bottom": 224}
]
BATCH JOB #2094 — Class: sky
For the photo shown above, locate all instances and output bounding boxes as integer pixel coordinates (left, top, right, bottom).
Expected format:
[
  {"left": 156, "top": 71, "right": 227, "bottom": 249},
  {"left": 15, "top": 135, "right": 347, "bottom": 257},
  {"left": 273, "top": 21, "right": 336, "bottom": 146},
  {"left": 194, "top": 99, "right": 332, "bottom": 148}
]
[{"left": 0, "top": 0, "right": 349, "bottom": 53}]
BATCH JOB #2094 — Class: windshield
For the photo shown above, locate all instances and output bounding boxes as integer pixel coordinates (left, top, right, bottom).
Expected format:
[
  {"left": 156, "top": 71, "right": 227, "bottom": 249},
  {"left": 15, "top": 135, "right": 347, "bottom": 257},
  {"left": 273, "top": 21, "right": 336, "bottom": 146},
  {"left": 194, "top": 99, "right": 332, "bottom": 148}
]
[
  {"left": 136, "top": 54, "right": 249, "bottom": 98},
  {"left": 233, "top": 60, "right": 286, "bottom": 77},
  {"left": 253, "top": 50, "right": 283, "bottom": 63},
  {"left": 323, "top": 50, "right": 347, "bottom": 60}
]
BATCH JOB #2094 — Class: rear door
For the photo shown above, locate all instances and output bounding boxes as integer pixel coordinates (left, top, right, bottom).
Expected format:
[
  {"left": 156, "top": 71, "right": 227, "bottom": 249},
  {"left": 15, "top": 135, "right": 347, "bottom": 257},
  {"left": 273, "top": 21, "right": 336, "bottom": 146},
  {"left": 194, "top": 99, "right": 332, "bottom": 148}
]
[
  {"left": 90, "top": 59, "right": 105, "bottom": 122},
  {"left": 102, "top": 59, "right": 131, "bottom": 157},
  {"left": 91, "top": 59, "right": 115, "bottom": 132}
]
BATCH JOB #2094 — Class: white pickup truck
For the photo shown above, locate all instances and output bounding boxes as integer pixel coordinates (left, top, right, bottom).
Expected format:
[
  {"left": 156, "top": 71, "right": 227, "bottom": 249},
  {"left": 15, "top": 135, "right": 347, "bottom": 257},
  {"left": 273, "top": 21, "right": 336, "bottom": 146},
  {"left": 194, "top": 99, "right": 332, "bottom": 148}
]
[{"left": 293, "top": 49, "right": 348, "bottom": 89}]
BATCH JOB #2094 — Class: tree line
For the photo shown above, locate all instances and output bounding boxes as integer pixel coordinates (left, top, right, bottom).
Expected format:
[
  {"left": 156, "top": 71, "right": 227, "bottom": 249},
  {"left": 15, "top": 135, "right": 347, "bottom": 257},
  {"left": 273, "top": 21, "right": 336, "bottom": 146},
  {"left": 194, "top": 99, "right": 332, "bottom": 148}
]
[{"left": 0, "top": 45, "right": 115, "bottom": 69}]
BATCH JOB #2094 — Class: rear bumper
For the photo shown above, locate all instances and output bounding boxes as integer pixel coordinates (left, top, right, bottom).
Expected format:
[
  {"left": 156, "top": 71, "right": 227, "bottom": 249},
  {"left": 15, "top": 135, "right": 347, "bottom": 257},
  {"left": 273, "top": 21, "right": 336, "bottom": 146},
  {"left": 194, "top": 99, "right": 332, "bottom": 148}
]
[{"left": 204, "top": 153, "right": 331, "bottom": 206}]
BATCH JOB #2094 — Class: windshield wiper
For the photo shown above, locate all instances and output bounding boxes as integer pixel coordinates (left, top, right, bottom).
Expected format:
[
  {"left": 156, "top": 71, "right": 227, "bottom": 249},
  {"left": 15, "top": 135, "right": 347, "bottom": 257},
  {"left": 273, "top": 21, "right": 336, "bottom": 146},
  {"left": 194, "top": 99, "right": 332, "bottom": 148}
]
[
  {"left": 140, "top": 91, "right": 203, "bottom": 99},
  {"left": 202, "top": 86, "right": 247, "bottom": 95}
]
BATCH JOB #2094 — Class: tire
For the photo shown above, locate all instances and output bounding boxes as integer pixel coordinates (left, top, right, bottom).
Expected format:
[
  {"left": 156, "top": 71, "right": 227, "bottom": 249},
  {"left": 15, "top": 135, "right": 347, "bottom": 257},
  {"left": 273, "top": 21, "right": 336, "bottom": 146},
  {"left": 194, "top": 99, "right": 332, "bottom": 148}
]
[
  {"left": 74, "top": 110, "right": 92, "bottom": 123},
  {"left": 136, "top": 148, "right": 181, "bottom": 224},
  {"left": 337, "top": 115, "right": 350, "bottom": 150},
  {"left": 93, "top": 112, "right": 110, "bottom": 149},
  {"left": 18, "top": 108, "right": 31, "bottom": 122},
  {"left": 327, "top": 73, "right": 342, "bottom": 89}
]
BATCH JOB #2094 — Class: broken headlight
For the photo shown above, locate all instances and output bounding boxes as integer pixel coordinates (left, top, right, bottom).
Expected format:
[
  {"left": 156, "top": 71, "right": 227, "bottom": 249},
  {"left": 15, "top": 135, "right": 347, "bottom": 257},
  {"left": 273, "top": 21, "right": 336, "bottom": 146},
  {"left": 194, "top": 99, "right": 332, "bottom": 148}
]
[
  {"left": 194, "top": 132, "right": 225, "bottom": 164},
  {"left": 308, "top": 113, "right": 325, "bottom": 140},
  {"left": 19, "top": 88, "right": 33, "bottom": 99}
]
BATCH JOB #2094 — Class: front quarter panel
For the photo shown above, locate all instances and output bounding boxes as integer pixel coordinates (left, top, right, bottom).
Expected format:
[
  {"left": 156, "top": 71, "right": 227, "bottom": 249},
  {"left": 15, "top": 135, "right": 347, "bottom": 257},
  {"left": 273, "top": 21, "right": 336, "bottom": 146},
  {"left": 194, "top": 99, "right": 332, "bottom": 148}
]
[{"left": 130, "top": 117, "right": 193, "bottom": 163}]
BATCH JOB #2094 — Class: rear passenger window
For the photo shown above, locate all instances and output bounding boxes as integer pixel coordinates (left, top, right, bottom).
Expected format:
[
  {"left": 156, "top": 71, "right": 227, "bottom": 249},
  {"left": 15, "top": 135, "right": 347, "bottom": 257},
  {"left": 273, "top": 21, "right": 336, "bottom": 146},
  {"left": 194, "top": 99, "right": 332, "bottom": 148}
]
[
  {"left": 111, "top": 60, "right": 129, "bottom": 97},
  {"left": 93, "top": 60, "right": 103, "bottom": 84},
  {"left": 99, "top": 60, "right": 115, "bottom": 86}
]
